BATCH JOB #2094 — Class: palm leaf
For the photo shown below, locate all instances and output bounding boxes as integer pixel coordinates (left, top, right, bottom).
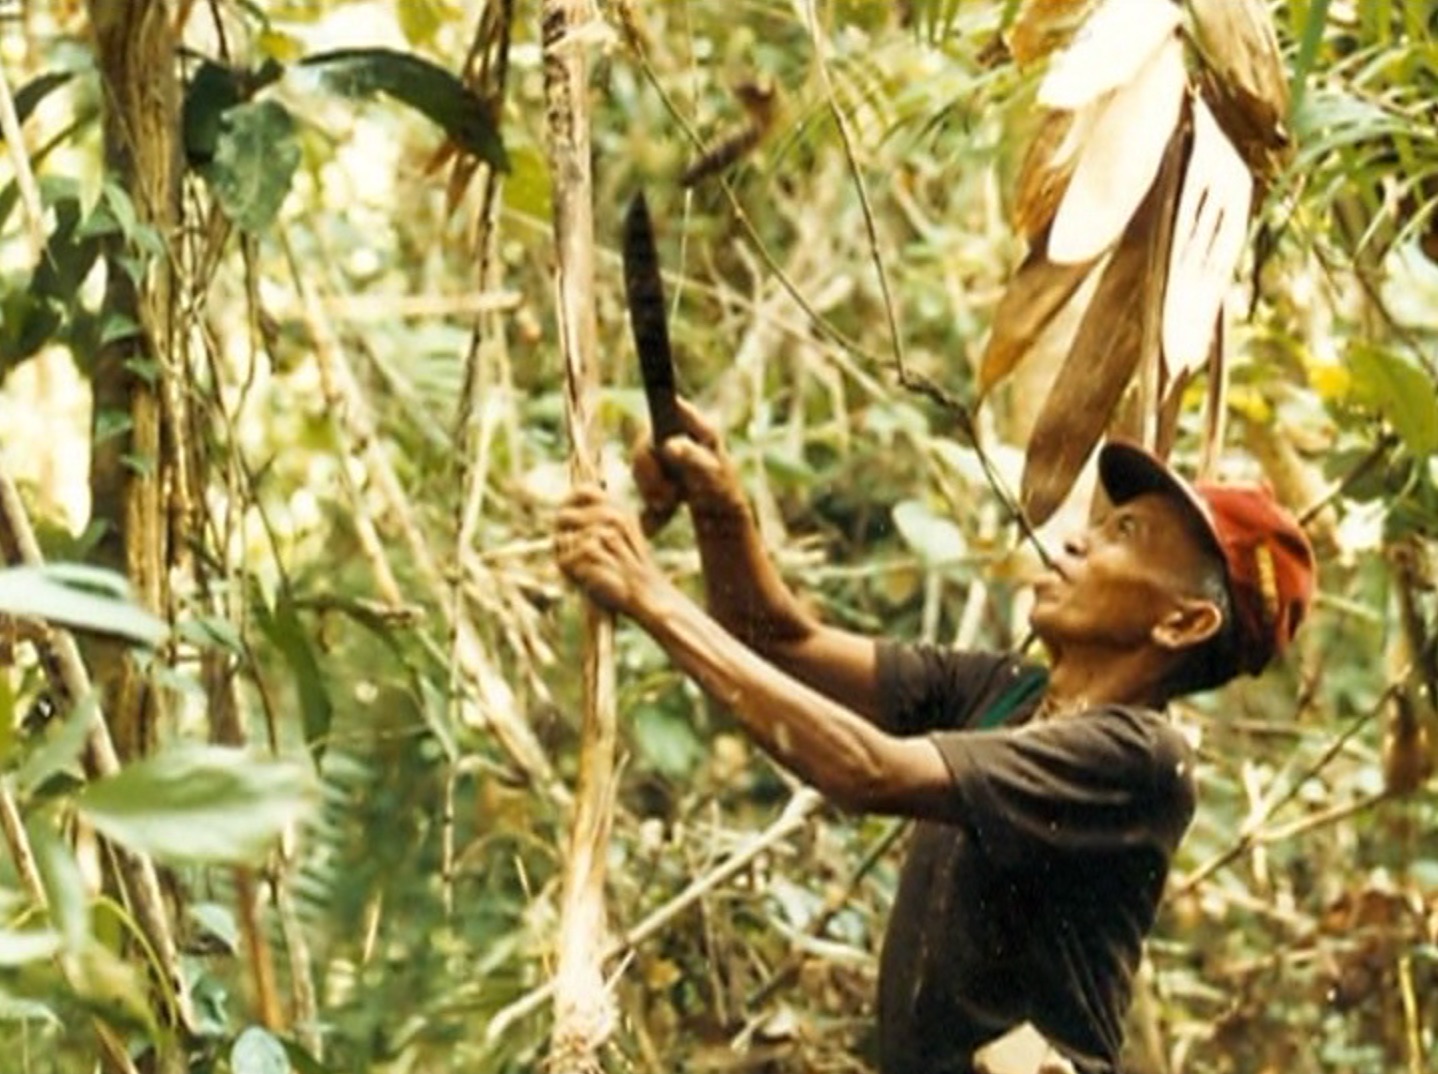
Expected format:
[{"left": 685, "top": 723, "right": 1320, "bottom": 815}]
[{"left": 1022, "top": 126, "right": 1186, "bottom": 524}]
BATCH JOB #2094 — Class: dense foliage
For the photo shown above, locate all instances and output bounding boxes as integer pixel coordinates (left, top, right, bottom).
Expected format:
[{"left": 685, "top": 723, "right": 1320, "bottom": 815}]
[{"left": 0, "top": 1, "right": 1434, "bottom": 1072}]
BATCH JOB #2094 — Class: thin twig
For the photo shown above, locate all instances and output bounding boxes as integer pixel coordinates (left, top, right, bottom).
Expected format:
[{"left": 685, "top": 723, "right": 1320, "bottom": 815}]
[
  {"left": 485, "top": 790, "right": 823, "bottom": 1047},
  {"left": 0, "top": 56, "right": 48, "bottom": 262}
]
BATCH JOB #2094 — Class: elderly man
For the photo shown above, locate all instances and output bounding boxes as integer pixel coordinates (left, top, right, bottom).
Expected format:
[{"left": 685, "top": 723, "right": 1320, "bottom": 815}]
[{"left": 554, "top": 400, "right": 1314, "bottom": 1074}]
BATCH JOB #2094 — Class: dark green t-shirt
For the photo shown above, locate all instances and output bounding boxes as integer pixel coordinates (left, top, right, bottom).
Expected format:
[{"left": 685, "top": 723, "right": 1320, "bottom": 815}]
[{"left": 875, "top": 642, "right": 1196, "bottom": 1074}]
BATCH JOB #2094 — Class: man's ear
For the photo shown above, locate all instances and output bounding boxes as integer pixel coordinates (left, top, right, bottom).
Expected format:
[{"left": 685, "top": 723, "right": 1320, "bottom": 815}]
[{"left": 1152, "top": 596, "right": 1224, "bottom": 652}]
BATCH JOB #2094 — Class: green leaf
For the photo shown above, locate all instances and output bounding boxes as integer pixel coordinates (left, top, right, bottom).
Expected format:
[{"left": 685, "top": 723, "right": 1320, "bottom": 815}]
[
  {"left": 1348, "top": 344, "right": 1438, "bottom": 456},
  {"left": 0, "top": 565, "right": 165, "bottom": 646},
  {"left": 5, "top": 72, "right": 76, "bottom": 138},
  {"left": 232, "top": 1026, "right": 292, "bottom": 1074},
  {"left": 632, "top": 705, "right": 703, "bottom": 778},
  {"left": 100, "top": 312, "right": 142, "bottom": 347},
  {"left": 0, "top": 929, "right": 62, "bottom": 966},
  {"left": 14, "top": 694, "right": 97, "bottom": 799},
  {"left": 0, "top": 292, "right": 61, "bottom": 365},
  {"left": 26, "top": 817, "right": 89, "bottom": 952},
  {"left": 206, "top": 99, "right": 300, "bottom": 234},
  {"left": 257, "top": 593, "right": 334, "bottom": 760},
  {"left": 892, "top": 499, "right": 965, "bottom": 567},
  {"left": 183, "top": 61, "right": 243, "bottom": 165},
  {"left": 77, "top": 745, "right": 315, "bottom": 864},
  {"left": 302, "top": 47, "right": 508, "bottom": 169},
  {"left": 177, "top": 615, "right": 246, "bottom": 655},
  {"left": 189, "top": 902, "right": 240, "bottom": 954}
]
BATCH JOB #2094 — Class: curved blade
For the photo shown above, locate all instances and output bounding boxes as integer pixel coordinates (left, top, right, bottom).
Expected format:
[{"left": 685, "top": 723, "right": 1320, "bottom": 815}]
[{"left": 622, "top": 191, "right": 683, "bottom": 445}]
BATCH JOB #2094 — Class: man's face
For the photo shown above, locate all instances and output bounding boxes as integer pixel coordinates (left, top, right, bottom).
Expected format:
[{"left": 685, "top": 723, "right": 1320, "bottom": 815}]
[{"left": 1030, "top": 491, "right": 1217, "bottom": 653}]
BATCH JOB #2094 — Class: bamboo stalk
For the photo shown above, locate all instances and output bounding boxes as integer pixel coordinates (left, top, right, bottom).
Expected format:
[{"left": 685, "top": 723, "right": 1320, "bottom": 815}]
[{"left": 542, "top": 1, "right": 619, "bottom": 1070}]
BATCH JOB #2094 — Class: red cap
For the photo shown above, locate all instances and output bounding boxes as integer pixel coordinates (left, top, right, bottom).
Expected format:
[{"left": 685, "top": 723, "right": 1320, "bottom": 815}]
[{"left": 1098, "top": 441, "right": 1316, "bottom": 678}]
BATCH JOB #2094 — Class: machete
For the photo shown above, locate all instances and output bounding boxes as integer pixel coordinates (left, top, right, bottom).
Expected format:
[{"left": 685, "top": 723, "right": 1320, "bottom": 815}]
[{"left": 622, "top": 191, "right": 684, "bottom": 446}]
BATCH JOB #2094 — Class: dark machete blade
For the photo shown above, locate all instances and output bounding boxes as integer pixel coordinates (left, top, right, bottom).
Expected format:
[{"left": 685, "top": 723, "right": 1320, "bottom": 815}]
[{"left": 622, "top": 191, "right": 683, "bottom": 445}]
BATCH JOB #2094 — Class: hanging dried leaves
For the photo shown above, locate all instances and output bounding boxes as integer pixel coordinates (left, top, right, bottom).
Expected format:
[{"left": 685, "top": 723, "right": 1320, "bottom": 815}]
[
  {"left": 978, "top": 240, "right": 1095, "bottom": 395},
  {"left": 1007, "top": 0, "right": 1105, "bottom": 68},
  {"left": 1037, "top": 0, "right": 1180, "bottom": 111},
  {"left": 1187, "top": 0, "right": 1292, "bottom": 183},
  {"left": 1021, "top": 127, "right": 1185, "bottom": 525},
  {"left": 1163, "top": 98, "right": 1253, "bottom": 382},
  {"left": 1047, "top": 34, "right": 1185, "bottom": 265},
  {"left": 981, "top": 0, "right": 1284, "bottom": 522}
]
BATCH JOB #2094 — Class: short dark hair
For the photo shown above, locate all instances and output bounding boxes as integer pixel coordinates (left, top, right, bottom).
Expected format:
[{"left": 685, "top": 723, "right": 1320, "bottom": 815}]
[{"left": 1163, "top": 555, "right": 1240, "bottom": 698}]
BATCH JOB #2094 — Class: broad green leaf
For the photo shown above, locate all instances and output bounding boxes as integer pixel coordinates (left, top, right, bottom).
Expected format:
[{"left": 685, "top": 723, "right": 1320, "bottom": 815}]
[
  {"left": 632, "top": 705, "right": 704, "bottom": 778},
  {"left": 257, "top": 593, "right": 334, "bottom": 759},
  {"left": 892, "top": 499, "right": 965, "bottom": 567},
  {"left": 0, "top": 990, "right": 60, "bottom": 1025},
  {"left": 26, "top": 818, "right": 89, "bottom": 952},
  {"left": 0, "top": 566, "right": 165, "bottom": 646},
  {"left": 1348, "top": 344, "right": 1438, "bottom": 456},
  {"left": 189, "top": 902, "right": 240, "bottom": 954},
  {"left": 177, "top": 616, "right": 246, "bottom": 655},
  {"left": 232, "top": 1026, "right": 293, "bottom": 1074},
  {"left": 0, "top": 929, "right": 62, "bottom": 966},
  {"left": 206, "top": 99, "right": 300, "bottom": 234},
  {"left": 77, "top": 745, "right": 315, "bottom": 864},
  {"left": 302, "top": 48, "right": 508, "bottom": 169},
  {"left": 13, "top": 695, "right": 97, "bottom": 798}
]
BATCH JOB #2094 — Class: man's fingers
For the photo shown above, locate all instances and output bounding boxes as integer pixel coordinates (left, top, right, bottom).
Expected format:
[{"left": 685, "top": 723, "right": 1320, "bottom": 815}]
[{"left": 674, "top": 397, "right": 721, "bottom": 449}]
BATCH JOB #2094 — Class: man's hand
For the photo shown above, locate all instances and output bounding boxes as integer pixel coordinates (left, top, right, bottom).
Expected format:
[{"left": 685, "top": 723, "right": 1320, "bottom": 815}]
[
  {"left": 555, "top": 484, "right": 669, "bottom": 619},
  {"left": 633, "top": 398, "right": 748, "bottom": 535}
]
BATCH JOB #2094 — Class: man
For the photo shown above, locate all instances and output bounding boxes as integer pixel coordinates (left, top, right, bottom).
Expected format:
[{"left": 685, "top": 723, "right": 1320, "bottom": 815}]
[{"left": 554, "top": 400, "right": 1315, "bottom": 1074}]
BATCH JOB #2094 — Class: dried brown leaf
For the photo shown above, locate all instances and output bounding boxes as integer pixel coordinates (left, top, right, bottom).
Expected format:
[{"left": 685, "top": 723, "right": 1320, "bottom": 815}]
[
  {"left": 1037, "top": 0, "right": 1180, "bottom": 110},
  {"left": 1188, "top": 0, "right": 1291, "bottom": 180},
  {"left": 1012, "top": 109, "right": 1086, "bottom": 241},
  {"left": 1049, "top": 35, "right": 1185, "bottom": 264},
  {"left": 1163, "top": 98, "right": 1253, "bottom": 382},
  {"left": 1008, "top": 0, "right": 1103, "bottom": 68},
  {"left": 1022, "top": 127, "right": 1186, "bottom": 525},
  {"left": 979, "top": 242, "right": 1095, "bottom": 396}
]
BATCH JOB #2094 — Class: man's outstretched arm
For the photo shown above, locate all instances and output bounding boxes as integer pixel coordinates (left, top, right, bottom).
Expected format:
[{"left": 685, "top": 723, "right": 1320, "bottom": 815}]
[
  {"left": 634, "top": 400, "right": 884, "bottom": 723},
  {"left": 556, "top": 485, "right": 951, "bottom": 816}
]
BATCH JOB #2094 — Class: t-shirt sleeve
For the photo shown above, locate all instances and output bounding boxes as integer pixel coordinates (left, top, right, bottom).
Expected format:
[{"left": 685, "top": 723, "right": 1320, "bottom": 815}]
[
  {"left": 929, "top": 708, "right": 1196, "bottom": 870},
  {"left": 875, "top": 640, "right": 1024, "bottom": 735}
]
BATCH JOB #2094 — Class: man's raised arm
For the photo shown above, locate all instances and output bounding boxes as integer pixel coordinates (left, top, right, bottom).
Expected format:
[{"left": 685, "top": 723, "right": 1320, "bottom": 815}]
[{"left": 632, "top": 399, "right": 885, "bottom": 724}]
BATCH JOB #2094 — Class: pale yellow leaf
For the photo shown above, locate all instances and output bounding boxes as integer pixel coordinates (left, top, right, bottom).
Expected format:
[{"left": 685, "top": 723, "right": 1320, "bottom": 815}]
[
  {"left": 1008, "top": 0, "right": 1104, "bottom": 67},
  {"left": 1037, "top": 0, "right": 1180, "bottom": 110},
  {"left": 1049, "top": 35, "right": 1185, "bottom": 265},
  {"left": 1163, "top": 99, "right": 1253, "bottom": 381}
]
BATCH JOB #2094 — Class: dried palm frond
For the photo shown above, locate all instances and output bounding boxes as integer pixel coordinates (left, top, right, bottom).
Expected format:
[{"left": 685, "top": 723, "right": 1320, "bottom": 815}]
[
  {"left": 1163, "top": 96, "right": 1252, "bottom": 382},
  {"left": 1007, "top": 0, "right": 1105, "bottom": 68},
  {"left": 1037, "top": 0, "right": 1180, "bottom": 110},
  {"left": 1022, "top": 126, "right": 1186, "bottom": 525},
  {"left": 1186, "top": 0, "right": 1291, "bottom": 182},
  {"left": 978, "top": 239, "right": 1096, "bottom": 396},
  {"left": 1048, "top": 33, "right": 1186, "bottom": 264}
]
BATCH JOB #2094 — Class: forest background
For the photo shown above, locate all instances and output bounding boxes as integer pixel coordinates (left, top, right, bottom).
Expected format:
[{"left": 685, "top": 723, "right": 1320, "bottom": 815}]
[{"left": 0, "top": 1, "right": 1435, "bottom": 1072}]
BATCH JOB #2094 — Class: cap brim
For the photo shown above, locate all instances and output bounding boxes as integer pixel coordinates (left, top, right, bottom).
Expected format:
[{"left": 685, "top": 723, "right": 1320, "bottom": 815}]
[{"left": 1097, "top": 441, "right": 1224, "bottom": 560}]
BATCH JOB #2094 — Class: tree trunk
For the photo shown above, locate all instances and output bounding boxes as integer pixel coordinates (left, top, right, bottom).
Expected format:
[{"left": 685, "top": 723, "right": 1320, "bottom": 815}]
[
  {"left": 542, "top": 1, "right": 620, "bottom": 1071},
  {"left": 84, "top": 0, "right": 177, "bottom": 762},
  {"left": 82, "top": 2, "right": 196, "bottom": 1064}
]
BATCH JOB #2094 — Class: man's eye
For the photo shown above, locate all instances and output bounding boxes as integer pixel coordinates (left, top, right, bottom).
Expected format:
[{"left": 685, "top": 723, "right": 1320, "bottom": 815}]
[{"left": 1116, "top": 515, "right": 1137, "bottom": 538}]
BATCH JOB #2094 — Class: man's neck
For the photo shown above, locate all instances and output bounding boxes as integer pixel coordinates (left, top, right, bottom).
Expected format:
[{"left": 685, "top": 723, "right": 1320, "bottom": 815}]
[{"left": 1043, "top": 647, "right": 1170, "bottom": 716}]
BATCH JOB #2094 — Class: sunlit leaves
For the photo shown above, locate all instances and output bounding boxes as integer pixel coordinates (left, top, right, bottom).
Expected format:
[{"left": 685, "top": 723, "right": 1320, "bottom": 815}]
[
  {"left": 76, "top": 746, "right": 315, "bottom": 864},
  {"left": 231, "top": 1026, "right": 292, "bottom": 1074},
  {"left": 0, "top": 566, "right": 165, "bottom": 647},
  {"left": 1347, "top": 344, "right": 1438, "bottom": 457}
]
